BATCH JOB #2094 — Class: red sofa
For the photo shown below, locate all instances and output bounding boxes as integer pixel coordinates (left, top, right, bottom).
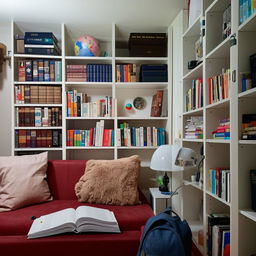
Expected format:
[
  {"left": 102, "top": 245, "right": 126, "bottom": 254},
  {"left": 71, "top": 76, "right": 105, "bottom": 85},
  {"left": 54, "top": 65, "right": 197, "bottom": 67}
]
[{"left": 0, "top": 160, "right": 154, "bottom": 256}]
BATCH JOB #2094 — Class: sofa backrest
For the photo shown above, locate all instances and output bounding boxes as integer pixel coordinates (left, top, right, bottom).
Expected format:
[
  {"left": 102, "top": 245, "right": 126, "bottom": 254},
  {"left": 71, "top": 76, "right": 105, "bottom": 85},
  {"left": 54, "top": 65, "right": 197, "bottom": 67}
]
[{"left": 47, "top": 160, "right": 87, "bottom": 200}]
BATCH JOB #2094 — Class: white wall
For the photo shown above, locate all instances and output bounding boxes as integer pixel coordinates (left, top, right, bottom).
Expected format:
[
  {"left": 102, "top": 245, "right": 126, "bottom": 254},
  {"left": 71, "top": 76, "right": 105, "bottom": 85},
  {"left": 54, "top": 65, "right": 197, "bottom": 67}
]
[
  {"left": 0, "top": 22, "right": 12, "bottom": 156},
  {"left": 170, "top": 10, "right": 187, "bottom": 216}
]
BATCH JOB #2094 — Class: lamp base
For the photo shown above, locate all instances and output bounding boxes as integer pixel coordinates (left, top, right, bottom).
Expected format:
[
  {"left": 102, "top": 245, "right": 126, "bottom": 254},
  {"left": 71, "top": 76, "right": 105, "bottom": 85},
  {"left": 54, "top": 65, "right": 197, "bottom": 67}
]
[{"left": 158, "top": 172, "right": 169, "bottom": 192}]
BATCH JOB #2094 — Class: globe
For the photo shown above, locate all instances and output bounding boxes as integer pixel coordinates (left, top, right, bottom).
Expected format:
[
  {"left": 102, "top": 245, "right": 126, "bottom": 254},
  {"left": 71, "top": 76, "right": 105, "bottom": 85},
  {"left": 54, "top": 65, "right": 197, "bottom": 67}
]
[{"left": 74, "top": 35, "right": 101, "bottom": 57}]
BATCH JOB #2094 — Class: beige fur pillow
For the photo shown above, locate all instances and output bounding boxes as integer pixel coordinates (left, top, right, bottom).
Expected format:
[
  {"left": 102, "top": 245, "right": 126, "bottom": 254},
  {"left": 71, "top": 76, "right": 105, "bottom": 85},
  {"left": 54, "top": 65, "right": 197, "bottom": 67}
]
[{"left": 75, "top": 155, "right": 141, "bottom": 205}]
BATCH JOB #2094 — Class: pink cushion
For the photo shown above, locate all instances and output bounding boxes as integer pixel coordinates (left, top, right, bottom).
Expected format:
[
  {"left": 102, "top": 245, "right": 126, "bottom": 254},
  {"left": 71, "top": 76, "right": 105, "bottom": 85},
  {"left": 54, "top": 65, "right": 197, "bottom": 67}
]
[
  {"left": 0, "top": 152, "right": 52, "bottom": 212},
  {"left": 0, "top": 200, "right": 153, "bottom": 235},
  {"left": 75, "top": 156, "right": 141, "bottom": 205}
]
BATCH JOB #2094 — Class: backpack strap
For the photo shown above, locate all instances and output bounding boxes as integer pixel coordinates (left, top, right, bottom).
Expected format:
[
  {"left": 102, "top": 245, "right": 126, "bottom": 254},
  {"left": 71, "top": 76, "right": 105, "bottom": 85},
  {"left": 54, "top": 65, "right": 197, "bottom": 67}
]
[{"left": 163, "top": 207, "right": 179, "bottom": 217}]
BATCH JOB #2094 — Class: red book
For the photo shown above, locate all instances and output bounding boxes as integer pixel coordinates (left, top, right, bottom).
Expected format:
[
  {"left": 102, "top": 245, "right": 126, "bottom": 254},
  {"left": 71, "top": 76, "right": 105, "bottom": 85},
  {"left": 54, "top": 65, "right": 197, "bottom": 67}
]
[
  {"left": 89, "top": 128, "right": 94, "bottom": 146},
  {"left": 124, "top": 65, "right": 128, "bottom": 82},
  {"left": 18, "top": 61, "right": 26, "bottom": 82},
  {"left": 103, "top": 129, "right": 109, "bottom": 146},
  {"left": 41, "top": 130, "right": 47, "bottom": 147},
  {"left": 69, "top": 130, "right": 74, "bottom": 146}
]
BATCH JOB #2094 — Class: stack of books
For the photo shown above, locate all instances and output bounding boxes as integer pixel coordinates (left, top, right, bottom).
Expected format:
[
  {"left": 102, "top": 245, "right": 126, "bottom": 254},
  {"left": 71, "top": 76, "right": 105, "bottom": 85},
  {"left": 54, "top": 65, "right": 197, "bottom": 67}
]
[
  {"left": 15, "top": 85, "right": 61, "bottom": 104},
  {"left": 24, "top": 32, "right": 61, "bottom": 55},
  {"left": 116, "top": 122, "right": 166, "bottom": 147},
  {"left": 185, "top": 78, "right": 203, "bottom": 112},
  {"left": 150, "top": 90, "right": 168, "bottom": 117},
  {"left": 212, "top": 118, "right": 230, "bottom": 140},
  {"left": 222, "top": 5, "right": 231, "bottom": 40},
  {"left": 139, "top": 64, "right": 168, "bottom": 82},
  {"left": 67, "top": 120, "right": 114, "bottom": 147},
  {"left": 66, "top": 65, "right": 87, "bottom": 82},
  {"left": 15, "top": 107, "right": 62, "bottom": 127},
  {"left": 241, "top": 114, "right": 256, "bottom": 140},
  {"left": 207, "top": 168, "right": 230, "bottom": 203},
  {"left": 15, "top": 130, "right": 62, "bottom": 148},
  {"left": 240, "top": 0, "right": 256, "bottom": 24},
  {"left": 207, "top": 213, "right": 230, "bottom": 256},
  {"left": 208, "top": 69, "right": 230, "bottom": 105},
  {"left": 184, "top": 116, "right": 203, "bottom": 139},
  {"left": 116, "top": 64, "right": 136, "bottom": 82},
  {"left": 18, "top": 59, "right": 62, "bottom": 82},
  {"left": 67, "top": 90, "right": 114, "bottom": 118}
]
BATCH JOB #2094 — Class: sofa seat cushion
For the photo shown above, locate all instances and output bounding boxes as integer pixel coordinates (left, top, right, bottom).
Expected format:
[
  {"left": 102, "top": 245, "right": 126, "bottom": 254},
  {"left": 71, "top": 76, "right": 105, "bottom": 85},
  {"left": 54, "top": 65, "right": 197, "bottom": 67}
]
[
  {"left": 0, "top": 200, "right": 153, "bottom": 236},
  {"left": 0, "top": 231, "right": 141, "bottom": 256}
]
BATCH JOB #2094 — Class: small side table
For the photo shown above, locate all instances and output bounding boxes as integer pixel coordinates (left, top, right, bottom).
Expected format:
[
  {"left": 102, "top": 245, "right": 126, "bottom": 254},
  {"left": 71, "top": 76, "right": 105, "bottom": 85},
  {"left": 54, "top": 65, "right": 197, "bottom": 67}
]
[{"left": 149, "top": 187, "right": 171, "bottom": 215}]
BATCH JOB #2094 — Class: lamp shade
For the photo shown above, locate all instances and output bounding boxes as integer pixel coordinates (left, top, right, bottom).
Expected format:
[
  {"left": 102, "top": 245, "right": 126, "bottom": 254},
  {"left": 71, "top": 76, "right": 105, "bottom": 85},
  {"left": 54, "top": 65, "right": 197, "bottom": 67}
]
[{"left": 150, "top": 145, "right": 184, "bottom": 172}]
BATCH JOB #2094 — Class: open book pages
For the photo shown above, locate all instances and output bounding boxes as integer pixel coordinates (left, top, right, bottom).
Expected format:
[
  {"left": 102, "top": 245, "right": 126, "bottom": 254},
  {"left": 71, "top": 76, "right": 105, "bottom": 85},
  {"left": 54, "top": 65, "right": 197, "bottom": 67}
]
[{"left": 27, "top": 206, "right": 120, "bottom": 239}]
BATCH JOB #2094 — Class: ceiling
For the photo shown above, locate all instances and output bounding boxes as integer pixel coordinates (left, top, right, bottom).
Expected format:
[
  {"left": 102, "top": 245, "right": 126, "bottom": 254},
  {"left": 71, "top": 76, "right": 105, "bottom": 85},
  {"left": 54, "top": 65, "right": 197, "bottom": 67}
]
[{"left": 0, "top": 0, "right": 187, "bottom": 28}]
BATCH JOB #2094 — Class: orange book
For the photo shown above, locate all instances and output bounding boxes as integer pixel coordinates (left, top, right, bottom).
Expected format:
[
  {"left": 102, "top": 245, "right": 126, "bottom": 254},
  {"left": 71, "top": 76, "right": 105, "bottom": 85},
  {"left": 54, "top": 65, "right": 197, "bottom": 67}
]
[{"left": 124, "top": 65, "right": 128, "bottom": 82}]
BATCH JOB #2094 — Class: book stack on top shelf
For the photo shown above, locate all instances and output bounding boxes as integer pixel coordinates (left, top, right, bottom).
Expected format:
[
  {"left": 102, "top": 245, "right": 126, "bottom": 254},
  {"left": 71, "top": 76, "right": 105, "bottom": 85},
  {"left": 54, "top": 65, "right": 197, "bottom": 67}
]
[
  {"left": 212, "top": 118, "right": 230, "bottom": 140},
  {"left": 23, "top": 32, "right": 61, "bottom": 56}
]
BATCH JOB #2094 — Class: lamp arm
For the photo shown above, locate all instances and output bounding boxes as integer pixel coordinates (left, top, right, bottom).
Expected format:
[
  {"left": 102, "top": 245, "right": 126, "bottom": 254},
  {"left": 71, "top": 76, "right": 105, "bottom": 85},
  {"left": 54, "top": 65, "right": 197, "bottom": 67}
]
[{"left": 170, "top": 184, "right": 184, "bottom": 199}]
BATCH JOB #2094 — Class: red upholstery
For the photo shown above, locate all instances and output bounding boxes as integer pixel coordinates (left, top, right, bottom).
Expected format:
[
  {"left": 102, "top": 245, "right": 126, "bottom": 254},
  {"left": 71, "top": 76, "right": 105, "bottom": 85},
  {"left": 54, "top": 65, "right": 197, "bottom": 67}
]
[{"left": 0, "top": 160, "right": 154, "bottom": 256}]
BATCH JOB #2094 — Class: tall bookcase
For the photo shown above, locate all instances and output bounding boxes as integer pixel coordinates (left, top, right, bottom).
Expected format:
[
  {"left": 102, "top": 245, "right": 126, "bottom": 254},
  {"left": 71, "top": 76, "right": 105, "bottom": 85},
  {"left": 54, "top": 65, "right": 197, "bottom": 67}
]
[
  {"left": 181, "top": 0, "right": 256, "bottom": 255},
  {"left": 10, "top": 21, "right": 172, "bottom": 192}
]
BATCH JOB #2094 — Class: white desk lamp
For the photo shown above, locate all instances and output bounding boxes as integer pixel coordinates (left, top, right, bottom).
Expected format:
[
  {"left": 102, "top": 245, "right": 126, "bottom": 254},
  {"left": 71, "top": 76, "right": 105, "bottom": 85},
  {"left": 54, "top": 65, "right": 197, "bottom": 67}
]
[{"left": 150, "top": 145, "right": 200, "bottom": 193}]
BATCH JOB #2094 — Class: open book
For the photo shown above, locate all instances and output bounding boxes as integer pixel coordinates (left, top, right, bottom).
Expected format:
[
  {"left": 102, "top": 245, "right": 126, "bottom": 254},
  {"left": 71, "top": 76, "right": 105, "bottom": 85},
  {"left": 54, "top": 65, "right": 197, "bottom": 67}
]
[{"left": 27, "top": 206, "right": 120, "bottom": 239}]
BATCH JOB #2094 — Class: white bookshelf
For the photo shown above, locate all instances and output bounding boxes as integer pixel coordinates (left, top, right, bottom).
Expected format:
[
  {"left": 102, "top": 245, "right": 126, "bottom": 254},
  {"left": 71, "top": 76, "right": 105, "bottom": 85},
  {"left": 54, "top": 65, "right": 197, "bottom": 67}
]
[
  {"left": 10, "top": 21, "right": 171, "bottom": 182},
  {"left": 180, "top": 1, "right": 256, "bottom": 255}
]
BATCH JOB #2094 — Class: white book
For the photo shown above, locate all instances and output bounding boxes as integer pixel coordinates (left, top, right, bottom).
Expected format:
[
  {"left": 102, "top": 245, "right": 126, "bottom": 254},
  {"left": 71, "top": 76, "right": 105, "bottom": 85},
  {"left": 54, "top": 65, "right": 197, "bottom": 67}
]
[
  {"left": 147, "top": 127, "right": 152, "bottom": 147},
  {"left": 42, "top": 107, "right": 48, "bottom": 126},
  {"left": 227, "top": 171, "right": 230, "bottom": 203},
  {"left": 116, "top": 128, "right": 121, "bottom": 147},
  {"left": 136, "top": 128, "right": 140, "bottom": 147},
  {"left": 99, "top": 120, "right": 104, "bottom": 146},
  {"left": 139, "top": 127, "right": 144, "bottom": 147},
  {"left": 221, "top": 171, "right": 226, "bottom": 201},
  {"left": 95, "top": 121, "right": 100, "bottom": 146},
  {"left": 153, "top": 127, "right": 157, "bottom": 147},
  {"left": 127, "top": 129, "right": 131, "bottom": 147},
  {"left": 161, "top": 89, "right": 168, "bottom": 117},
  {"left": 27, "top": 206, "right": 120, "bottom": 239},
  {"left": 24, "top": 44, "right": 55, "bottom": 48}
]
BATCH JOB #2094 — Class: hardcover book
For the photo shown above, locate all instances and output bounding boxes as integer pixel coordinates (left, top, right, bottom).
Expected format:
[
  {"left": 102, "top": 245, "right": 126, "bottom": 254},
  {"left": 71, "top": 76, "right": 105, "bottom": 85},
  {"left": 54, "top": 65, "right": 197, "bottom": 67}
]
[{"left": 27, "top": 206, "right": 120, "bottom": 239}]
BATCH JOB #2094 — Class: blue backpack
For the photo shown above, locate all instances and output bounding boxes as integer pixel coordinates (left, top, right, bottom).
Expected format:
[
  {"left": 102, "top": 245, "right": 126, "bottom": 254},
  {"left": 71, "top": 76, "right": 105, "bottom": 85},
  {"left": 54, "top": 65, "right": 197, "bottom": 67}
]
[{"left": 137, "top": 207, "right": 192, "bottom": 256}]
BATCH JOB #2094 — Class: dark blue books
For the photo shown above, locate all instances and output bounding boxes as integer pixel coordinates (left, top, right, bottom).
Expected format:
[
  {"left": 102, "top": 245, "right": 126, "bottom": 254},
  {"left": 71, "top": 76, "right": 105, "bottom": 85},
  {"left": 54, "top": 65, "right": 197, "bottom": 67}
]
[
  {"left": 25, "top": 48, "right": 60, "bottom": 55},
  {"left": 140, "top": 64, "right": 168, "bottom": 82},
  {"left": 25, "top": 32, "right": 57, "bottom": 43},
  {"left": 25, "top": 60, "right": 33, "bottom": 81}
]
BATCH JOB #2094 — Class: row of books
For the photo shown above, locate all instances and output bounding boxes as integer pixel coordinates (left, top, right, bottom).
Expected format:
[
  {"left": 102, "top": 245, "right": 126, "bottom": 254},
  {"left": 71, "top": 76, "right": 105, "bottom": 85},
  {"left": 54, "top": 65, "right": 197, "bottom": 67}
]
[
  {"left": 116, "top": 64, "right": 136, "bottom": 82},
  {"left": 185, "top": 78, "right": 203, "bottom": 112},
  {"left": 222, "top": 5, "right": 231, "bottom": 40},
  {"left": 208, "top": 69, "right": 230, "bottom": 105},
  {"left": 67, "top": 129, "right": 114, "bottom": 147},
  {"left": 66, "top": 90, "right": 114, "bottom": 117},
  {"left": 15, "top": 85, "right": 61, "bottom": 104},
  {"left": 207, "top": 213, "right": 230, "bottom": 256},
  {"left": 15, "top": 130, "right": 62, "bottom": 148},
  {"left": 67, "top": 120, "right": 112, "bottom": 147},
  {"left": 66, "top": 64, "right": 112, "bottom": 82},
  {"left": 207, "top": 168, "right": 231, "bottom": 203},
  {"left": 212, "top": 118, "right": 230, "bottom": 140},
  {"left": 240, "top": 0, "right": 256, "bottom": 24},
  {"left": 241, "top": 114, "right": 256, "bottom": 140},
  {"left": 15, "top": 107, "right": 62, "bottom": 127},
  {"left": 150, "top": 90, "right": 168, "bottom": 117},
  {"left": 18, "top": 59, "right": 62, "bottom": 82},
  {"left": 184, "top": 116, "right": 203, "bottom": 139},
  {"left": 16, "top": 32, "right": 60, "bottom": 55},
  {"left": 117, "top": 122, "right": 166, "bottom": 147}
]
